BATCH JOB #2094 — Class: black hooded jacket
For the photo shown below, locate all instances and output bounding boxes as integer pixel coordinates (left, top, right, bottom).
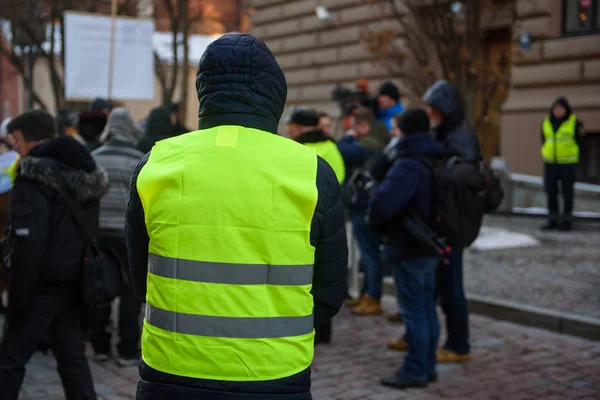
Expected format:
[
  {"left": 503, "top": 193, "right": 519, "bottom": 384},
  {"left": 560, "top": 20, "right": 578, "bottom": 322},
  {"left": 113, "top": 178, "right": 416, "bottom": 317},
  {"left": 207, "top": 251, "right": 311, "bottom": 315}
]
[
  {"left": 137, "top": 107, "right": 175, "bottom": 154},
  {"left": 9, "top": 136, "right": 108, "bottom": 316},
  {"left": 422, "top": 80, "right": 481, "bottom": 163},
  {"left": 541, "top": 96, "right": 584, "bottom": 149},
  {"left": 126, "top": 33, "right": 347, "bottom": 400}
]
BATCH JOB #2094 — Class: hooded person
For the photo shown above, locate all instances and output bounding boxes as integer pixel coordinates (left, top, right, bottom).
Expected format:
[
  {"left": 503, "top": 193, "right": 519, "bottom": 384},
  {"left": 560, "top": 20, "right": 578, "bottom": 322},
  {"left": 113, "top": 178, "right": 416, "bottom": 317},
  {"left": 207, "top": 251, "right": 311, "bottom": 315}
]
[
  {"left": 136, "top": 107, "right": 174, "bottom": 154},
  {"left": 540, "top": 96, "right": 584, "bottom": 231},
  {"left": 422, "top": 80, "right": 480, "bottom": 365},
  {"left": 90, "top": 107, "right": 144, "bottom": 366},
  {"left": 125, "top": 33, "right": 348, "bottom": 400},
  {"left": 0, "top": 110, "right": 107, "bottom": 399},
  {"left": 422, "top": 80, "right": 480, "bottom": 164}
]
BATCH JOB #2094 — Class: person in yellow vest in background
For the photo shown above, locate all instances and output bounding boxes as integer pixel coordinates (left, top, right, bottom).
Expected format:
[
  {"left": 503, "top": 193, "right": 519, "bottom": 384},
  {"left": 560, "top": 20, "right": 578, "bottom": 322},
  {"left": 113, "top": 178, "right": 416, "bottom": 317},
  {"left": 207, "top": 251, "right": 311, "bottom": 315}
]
[
  {"left": 286, "top": 107, "right": 346, "bottom": 184},
  {"left": 285, "top": 107, "right": 346, "bottom": 346},
  {"left": 540, "top": 97, "right": 584, "bottom": 232},
  {"left": 125, "top": 33, "right": 348, "bottom": 400}
]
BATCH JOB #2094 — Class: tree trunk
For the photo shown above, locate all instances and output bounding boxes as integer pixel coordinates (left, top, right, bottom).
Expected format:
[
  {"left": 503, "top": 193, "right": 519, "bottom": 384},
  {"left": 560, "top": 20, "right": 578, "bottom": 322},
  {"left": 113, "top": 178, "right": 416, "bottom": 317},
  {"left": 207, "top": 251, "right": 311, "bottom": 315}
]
[{"left": 179, "top": 0, "right": 190, "bottom": 124}]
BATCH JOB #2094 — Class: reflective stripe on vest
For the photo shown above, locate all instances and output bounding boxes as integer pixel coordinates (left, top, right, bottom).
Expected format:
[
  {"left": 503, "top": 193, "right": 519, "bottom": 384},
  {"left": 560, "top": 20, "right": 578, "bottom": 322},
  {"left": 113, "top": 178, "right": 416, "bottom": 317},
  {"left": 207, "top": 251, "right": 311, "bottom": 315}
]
[
  {"left": 145, "top": 304, "right": 314, "bottom": 338},
  {"left": 149, "top": 254, "right": 314, "bottom": 286},
  {"left": 304, "top": 140, "right": 346, "bottom": 183},
  {"left": 137, "top": 125, "right": 318, "bottom": 382},
  {"left": 541, "top": 114, "right": 579, "bottom": 164}
]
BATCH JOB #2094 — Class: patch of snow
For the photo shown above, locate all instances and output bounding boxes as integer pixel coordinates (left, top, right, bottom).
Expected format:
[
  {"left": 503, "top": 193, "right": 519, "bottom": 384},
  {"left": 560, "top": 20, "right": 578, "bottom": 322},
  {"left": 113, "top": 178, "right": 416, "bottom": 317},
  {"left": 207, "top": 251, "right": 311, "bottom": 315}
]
[
  {"left": 512, "top": 207, "right": 600, "bottom": 218},
  {"left": 470, "top": 226, "right": 540, "bottom": 251}
]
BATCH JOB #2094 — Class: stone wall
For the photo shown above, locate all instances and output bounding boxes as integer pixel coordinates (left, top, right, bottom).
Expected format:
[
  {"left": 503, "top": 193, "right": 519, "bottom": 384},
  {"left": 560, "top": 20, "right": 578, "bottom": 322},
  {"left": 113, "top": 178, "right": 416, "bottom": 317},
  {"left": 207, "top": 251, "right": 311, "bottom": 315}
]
[
  {"left": 502, "top": 0, "right": 600, "bottom": 177},
  {"left": 249, "top": 0, "right": 407, "bottom": 134}
]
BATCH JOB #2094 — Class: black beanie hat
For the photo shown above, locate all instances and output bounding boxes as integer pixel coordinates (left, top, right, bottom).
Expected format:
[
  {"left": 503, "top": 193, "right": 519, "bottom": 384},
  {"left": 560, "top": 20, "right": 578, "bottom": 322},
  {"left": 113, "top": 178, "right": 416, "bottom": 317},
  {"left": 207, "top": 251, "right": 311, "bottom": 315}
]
[
  {"left": 395, "top": 108, "right": 430, "bottom": 135},
  {"left": 378, "top": 81, "right": 400, "bottom": 102}
]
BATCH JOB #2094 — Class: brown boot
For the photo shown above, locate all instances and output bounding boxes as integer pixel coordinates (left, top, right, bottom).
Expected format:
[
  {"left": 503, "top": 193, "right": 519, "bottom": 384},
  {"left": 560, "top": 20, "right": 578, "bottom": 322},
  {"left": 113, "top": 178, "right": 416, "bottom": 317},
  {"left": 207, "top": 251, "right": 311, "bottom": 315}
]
[
  {"left": 351, "top": 294, "right": 382, "bottom": 315},
  {"left": 387, "top": 337, "right": 408, "bottom": 351},
  {"left": 344, "top": 294, "right": 364, "bottom": 308},
  {"left": 437, "top": 348, "right": 472, "bottom": 363}
]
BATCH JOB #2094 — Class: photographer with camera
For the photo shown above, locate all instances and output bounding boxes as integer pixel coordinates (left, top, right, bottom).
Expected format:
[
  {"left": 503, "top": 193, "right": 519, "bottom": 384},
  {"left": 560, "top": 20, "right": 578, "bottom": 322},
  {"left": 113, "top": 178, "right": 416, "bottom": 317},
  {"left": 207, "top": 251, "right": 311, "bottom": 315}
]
[
  {"left": 338, "top": 107, "right": 387, "bottom": 315},
  {"left": 368, "top": 108, "right": 446, "bottom": 390}
]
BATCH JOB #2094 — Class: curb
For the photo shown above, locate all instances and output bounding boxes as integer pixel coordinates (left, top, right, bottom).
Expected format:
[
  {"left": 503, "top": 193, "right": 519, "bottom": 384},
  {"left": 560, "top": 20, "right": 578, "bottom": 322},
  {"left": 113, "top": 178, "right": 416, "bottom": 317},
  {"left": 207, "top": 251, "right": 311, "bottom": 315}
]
[
  {"left": 467, "top": 294, "right": 600, "bottom": 341},
  {"left": 381, "top": 279, "right": 600, "bottom": 341}
]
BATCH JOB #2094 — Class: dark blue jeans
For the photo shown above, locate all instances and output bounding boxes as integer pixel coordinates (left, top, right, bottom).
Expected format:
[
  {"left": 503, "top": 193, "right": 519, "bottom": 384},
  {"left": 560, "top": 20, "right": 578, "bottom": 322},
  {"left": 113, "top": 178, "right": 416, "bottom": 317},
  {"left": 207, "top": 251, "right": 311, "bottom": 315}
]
[
  {"left": 392, "top": 256, "right": 439, "bottom": 381},
  {"left": 350, "top": 214, "right": 383, "bottom": 301},
  {"left": 436, "top": 248, "right": 470, "bottom": 355}
]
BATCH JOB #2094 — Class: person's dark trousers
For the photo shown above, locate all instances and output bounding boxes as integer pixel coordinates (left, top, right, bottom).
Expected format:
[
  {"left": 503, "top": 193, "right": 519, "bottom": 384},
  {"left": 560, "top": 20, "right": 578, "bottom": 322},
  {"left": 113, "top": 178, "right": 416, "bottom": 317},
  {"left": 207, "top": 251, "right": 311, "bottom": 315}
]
[
  {"left": 544, "top": 163, "right": 577, "bottom": 222},
  {"left": 314, "top": 321, "right": 332, "bottom": 344},
  {"left": 436, "top": 248, "right": 469, "bottom": 355},
  {"left": 392, "top": 256, "right": 439, "bottom": 381},
  {"left": 350, "top": 214, "right": 383, "bottom": 301},
  {"left": 0, "top": 286, "right": 97, "bottom": 400},
  {"left": 89, "top": 235, "right": 141, "bottom": 358}
]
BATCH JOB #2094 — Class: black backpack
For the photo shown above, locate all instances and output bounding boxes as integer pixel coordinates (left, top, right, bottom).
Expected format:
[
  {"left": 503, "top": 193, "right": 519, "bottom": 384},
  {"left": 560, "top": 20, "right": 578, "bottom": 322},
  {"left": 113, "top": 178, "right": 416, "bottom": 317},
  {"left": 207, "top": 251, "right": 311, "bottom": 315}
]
[
  {"left": 413, "top": 156, "right": 486, "bottom": 248},
  {"left": 481, "top": 163, "right": 505, "bottom": 213},
  {"left": 58, "top": 176, "right": 121, "bottom": 307}
]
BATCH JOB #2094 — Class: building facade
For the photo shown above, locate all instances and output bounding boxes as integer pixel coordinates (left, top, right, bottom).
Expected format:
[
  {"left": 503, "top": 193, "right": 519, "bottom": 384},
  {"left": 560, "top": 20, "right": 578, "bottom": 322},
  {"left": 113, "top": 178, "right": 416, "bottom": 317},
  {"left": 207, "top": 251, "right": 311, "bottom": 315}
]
[
  {"left": 503, "top": 0, "right": 600, "bottom": 183},
  {"left": 249, "top": 0, "right": 600, "bottom": 184}
]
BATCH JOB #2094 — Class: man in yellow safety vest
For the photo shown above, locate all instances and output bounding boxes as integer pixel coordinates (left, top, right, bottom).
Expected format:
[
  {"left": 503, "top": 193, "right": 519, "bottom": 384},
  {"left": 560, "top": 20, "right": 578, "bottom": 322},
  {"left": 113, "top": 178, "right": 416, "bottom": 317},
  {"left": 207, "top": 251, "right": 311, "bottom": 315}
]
[
  {"left": 540, "top": 97, "right": 584, "bottom": 231},
  {"left": 286, "top": 107, "right": 346, "bottom": 184},
  {"left": 125, "top": 33, "right": 348, "bottom": 400}
]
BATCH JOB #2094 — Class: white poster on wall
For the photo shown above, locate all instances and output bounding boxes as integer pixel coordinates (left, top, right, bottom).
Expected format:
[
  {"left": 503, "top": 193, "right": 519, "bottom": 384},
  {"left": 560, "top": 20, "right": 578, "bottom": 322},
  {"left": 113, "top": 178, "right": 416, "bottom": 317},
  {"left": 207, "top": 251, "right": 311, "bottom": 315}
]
[{"left": 64, "top": 12, "right": 155, "bottom": 101}]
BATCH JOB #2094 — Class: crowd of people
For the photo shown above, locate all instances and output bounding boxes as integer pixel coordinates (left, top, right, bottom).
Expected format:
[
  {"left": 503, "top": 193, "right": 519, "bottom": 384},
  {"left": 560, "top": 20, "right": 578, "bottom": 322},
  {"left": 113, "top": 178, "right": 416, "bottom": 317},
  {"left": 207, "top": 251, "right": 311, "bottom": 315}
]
[{"left": 0, "top": 32, "right": 584, "bottom": 400}]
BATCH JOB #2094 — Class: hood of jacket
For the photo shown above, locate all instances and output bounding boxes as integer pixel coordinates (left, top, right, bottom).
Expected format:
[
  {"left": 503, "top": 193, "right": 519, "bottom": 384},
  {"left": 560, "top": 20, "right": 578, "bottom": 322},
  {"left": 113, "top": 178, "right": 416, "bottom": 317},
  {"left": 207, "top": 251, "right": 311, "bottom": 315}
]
[
  {"left": 195, "top": 33, "right": 287, "bottom": 135},
  {"left": 101, "top": 107, "right": 143, "bottom": 144},
  {"left": 422, "top": 80, "right": 465, "bottom": 131},
  {"left": 549, "top": 96, "right": 573, "bottom": 123},
  {"left": 19, "top": 135, "right": 108, "bottom": 202},
  {"left": 395, "top": 133, "right": 447, "bottom": 158}
]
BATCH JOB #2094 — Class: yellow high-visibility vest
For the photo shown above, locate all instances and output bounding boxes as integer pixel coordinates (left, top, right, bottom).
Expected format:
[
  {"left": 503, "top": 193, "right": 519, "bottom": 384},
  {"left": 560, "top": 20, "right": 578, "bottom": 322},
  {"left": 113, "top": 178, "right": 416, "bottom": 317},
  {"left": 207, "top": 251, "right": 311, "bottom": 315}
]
[
  {"left": 541, "top": 114, "right": 579, "bottom": 164},
  {"left": 304, "top": 140, "right": 345, "bottom": 184},
  {"left": 137, "top": 126, "right": 318, "bottom": 382}
]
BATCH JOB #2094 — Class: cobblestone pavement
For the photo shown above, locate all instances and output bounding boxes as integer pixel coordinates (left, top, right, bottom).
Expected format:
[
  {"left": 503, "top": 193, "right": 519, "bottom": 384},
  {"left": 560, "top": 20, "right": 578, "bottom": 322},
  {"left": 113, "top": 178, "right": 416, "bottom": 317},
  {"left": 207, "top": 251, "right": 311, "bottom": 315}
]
[
  {"left": 12, "top": 296, "right": 600, "bottom": 400},
  {"left": 464, "top": 216, "right": 600, "bottom": 319}
]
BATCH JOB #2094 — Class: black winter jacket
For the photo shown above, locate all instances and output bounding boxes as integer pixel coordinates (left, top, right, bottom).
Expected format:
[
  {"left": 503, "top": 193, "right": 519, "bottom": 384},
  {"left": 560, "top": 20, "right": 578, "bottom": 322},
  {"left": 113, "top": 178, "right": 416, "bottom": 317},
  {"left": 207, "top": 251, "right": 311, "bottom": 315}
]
[
  {"left": 9, "top": 136, "right": 108, "bottom": 317},
  {"left": 137, "top": 107, "right": 175, "bottom": 154},
  {"left": 422, "top": 80, "right": 481, "bottom": 163},
  {"left": 126, "top": 33, "right": 347, "bottom": 400}
]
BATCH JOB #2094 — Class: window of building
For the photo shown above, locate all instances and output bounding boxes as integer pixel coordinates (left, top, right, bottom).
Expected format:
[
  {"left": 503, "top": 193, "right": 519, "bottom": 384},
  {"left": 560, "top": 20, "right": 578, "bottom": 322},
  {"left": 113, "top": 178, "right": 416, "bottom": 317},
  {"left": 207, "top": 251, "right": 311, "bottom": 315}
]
[
  {"left": 579, "top": 133, "right": 600, "bottom": 184},
  {"left": 564, "top": 0, "right": 600, "bottom": 34}
]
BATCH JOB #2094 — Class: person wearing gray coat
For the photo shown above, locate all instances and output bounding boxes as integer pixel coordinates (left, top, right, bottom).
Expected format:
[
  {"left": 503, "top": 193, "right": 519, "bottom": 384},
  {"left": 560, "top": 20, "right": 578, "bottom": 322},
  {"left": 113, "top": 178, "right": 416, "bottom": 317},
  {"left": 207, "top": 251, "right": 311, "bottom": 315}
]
[{"left": 90, "top": 107, "right": 145, "bottom": 366}]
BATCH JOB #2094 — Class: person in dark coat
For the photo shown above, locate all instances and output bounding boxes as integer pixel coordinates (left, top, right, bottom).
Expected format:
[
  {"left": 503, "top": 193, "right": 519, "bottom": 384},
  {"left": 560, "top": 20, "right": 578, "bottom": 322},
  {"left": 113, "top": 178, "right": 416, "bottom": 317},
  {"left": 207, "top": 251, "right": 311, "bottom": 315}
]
[
  {"left": 136, "top": 107, "right": 175, "bottom": 154},
  {"left": 422, "top": 80, "right": 480, "bottom": 163},
  {"left": 337, "top": 107, "right": 387, "bottom": 315},
  {"left": 422, "top": 80, "right": 480, "bottom": 363},
  {"left": 369, "top": 109, "right": 445, "bottom": 390},
  {"left": 540, "top": 97, "right": 584, "bottom": 231},
  {"left": 166, "top": 103, "right": 190, "bottom": 136},
  {"left": 126, "top": 33, "right": 347, "bottom": 400},
  {"left": 78, "top": 110, "right": 108, "bottom": 152},
  {"left": 0, "top": 110, "right": 108, "bottom": 400}
]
